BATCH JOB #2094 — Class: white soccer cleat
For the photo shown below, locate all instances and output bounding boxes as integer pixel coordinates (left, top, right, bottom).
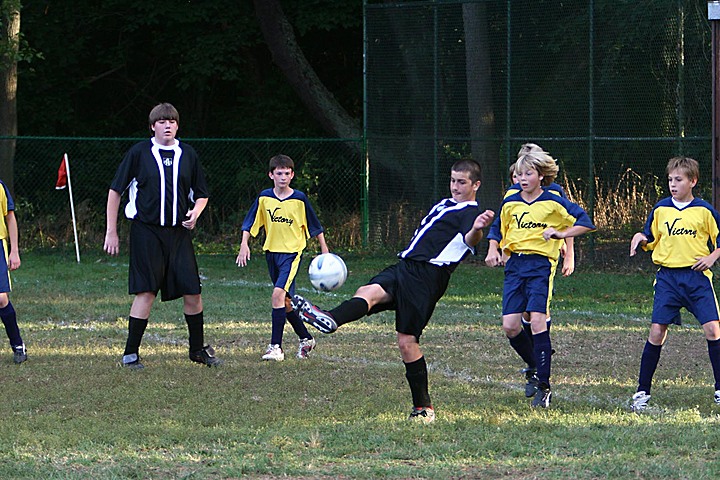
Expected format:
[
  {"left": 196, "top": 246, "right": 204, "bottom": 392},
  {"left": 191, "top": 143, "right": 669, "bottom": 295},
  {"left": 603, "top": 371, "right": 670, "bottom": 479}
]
[
  {"left": 631, "top": 391, "right": 651, "bottom": 412},
  {"left": 261, "top": 344, "right": 285, "bottom": 361},
  {"left": 296, "top": 338, "right": 316, "bottom": 359}
]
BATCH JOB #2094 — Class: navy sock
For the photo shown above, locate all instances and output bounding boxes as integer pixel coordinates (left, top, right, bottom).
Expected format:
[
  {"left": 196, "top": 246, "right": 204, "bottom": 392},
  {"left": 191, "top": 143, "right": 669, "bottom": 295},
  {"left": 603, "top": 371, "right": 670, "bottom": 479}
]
[
  {"left": 0, "top": 301, "right": 22, "bottom": 347},
  {"left": 330, "top": 297, "right": 369, "bottom": 327},
  {"left": 287, "top": 309, "right": 312, "bottom": 340},
  {"left": 185, "top": 311, "right": 204, "bottom": 352},
  {"left": 638, "top": 341, "right": 662, "bottom": 394},
  {"left": 533, "top": 331, "right": 552, "bottom": 387},
  {"left": 405, "top": 356, "right": 432, "bottom": 408},
  {"left": 521, "top": 319, "right": 534, "bottom": 348},
  {"left": 270, "top": 307, "right": 286, "bottom": 346},
  {"left": 707, "top": 338, "right": 720, "bottom": 391},
  {"left": 508, "top": 330, "right": 536, "bottom": 369},
  {"left": 124, "top": 316, "right": 148, "bottom": 356}
]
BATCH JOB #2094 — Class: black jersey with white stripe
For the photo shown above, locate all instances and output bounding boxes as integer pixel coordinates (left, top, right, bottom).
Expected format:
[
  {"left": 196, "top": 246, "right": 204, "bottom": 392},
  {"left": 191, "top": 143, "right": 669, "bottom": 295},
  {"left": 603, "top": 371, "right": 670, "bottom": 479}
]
[
  {"left": 399, "top": 198, "right": 480, "bottom": 270},
  {"left": 110, "top": 138, "right": 209, "bottom": 227}
]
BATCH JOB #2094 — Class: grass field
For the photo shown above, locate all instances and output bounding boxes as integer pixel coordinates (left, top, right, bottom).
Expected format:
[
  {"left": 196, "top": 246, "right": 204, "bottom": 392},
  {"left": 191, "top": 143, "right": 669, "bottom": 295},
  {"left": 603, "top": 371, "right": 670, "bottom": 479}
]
[{"left": 1, "top": 251, "right": 720, "bottom": 479}]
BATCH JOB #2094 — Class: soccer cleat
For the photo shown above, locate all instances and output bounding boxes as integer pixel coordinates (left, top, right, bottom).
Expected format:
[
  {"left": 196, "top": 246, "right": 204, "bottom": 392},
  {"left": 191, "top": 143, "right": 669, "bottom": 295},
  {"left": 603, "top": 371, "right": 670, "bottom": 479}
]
[
  {"left": 296, "top": 338, "right": 316, "bottom": 359},
  {"left": 631, "top": 391, "right": 651, "bottom": 412},
  {"left": 408, "top": 406, "right": 436, "bottom": 424},
  {"left": 291, "top": 294, "right": 338, "bottom": 334},
  {"left": 122, "top": 353, "right": 144, "bottom": 370},
  {"left": 714, "top": 390, "right": 720, "bottom": 405},
  {"left": 531, "top": 384, "right": 552, "bottom": 408},
  {"left": 189, "top": 345, "right": 222, "bottom": 367},
  {"left": 521, "top": 367, "right": 539, "bottom": 397},
  {"left": 12, "top": 344, "right": 27, "bottom": 364},
  {"left": 261, "top": 344, "right": 285, "bottom": 361}
]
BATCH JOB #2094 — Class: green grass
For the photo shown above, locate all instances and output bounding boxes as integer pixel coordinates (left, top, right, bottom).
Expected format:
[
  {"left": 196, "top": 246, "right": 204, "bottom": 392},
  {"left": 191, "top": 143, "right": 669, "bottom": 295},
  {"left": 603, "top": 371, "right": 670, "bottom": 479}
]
[{"left": 1, "top": 251, "right": 720, "bottom": 479}]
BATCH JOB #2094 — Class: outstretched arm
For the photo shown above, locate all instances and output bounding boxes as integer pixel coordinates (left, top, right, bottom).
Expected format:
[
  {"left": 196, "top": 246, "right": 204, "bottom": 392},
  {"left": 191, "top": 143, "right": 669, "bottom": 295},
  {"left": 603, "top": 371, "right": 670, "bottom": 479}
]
[
  {"left": 629, "top": 232, "right": 648, "bottom": 257},
  {"left": 464, "top": 209, "right": 494, "bottom": 247}
]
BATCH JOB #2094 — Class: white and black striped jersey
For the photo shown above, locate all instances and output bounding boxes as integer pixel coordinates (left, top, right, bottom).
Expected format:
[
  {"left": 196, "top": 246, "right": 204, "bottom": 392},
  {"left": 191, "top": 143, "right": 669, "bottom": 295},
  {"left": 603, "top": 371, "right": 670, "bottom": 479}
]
[
  {"left": 110, "top": 138, "right": 209, "bottom": 227},
  {"left": 399, "top": 198, "right": 480, "bottom": 270}
]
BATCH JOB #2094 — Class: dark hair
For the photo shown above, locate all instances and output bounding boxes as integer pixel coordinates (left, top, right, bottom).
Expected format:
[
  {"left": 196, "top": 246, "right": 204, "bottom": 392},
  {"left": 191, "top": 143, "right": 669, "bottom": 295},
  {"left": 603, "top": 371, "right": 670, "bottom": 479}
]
[
  {"left": 148, "top": 103, "right": 179, "bottom": 126},
  {"left": 451, "top": 158, "right": 482, "bottom": 183},
  {"left": 269, "top": 154, "right": 295, "bottom": 173}
]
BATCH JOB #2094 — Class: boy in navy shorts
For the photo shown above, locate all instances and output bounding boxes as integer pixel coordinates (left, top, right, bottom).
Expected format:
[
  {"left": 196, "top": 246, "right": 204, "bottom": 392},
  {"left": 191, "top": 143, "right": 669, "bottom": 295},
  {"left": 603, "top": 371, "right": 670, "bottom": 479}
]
[
  {"left": 629, "top": 156, "right": 720, "bottom": 411},
  {"left": 104, "top": 102, "right": 221, "bottom": 369},
  {"left": 0, "top": 179, "right": 26, "bottom": 363},
  {"left": 291, "top": 159, "right": 494, "bottom": 423},
  {"left": 486, "top": 146, "right": 594, "bottom": 408},
  {"left": 236, "top": 154, "right": 328, "bottom": 361}
]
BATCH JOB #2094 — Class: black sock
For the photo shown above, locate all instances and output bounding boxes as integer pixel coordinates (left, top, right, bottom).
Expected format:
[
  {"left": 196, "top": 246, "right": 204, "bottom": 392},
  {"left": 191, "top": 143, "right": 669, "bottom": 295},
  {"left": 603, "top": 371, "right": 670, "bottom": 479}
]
[
  {"left": 185, "top": 311, "right": 204, "bottom": 352},
  {"left": 533, "top": 331, "right": 552, "bottom": 387},
  {"left": 0, "top": 301, "right": 22, "bottom": 347},
  {"left": 329, "top": 297, "right": 369, "bottom": 327},
  {"left": 708, "top": 338, "right": 720, "bottom": 391},
  {"left": 521, "top": 319, "right": 534, "bottom": 348},
  {"left": 508, "top": 330, "right": 536, "bottom": 369},
  {"left": 124, "top": 316, "right": 148, "bottom": 356},
  {"left": 405, "top": 356, "right": 432, "bottom": 408},
  {"left": 638, "top": 340, "right": 662, "bottom": 394}
]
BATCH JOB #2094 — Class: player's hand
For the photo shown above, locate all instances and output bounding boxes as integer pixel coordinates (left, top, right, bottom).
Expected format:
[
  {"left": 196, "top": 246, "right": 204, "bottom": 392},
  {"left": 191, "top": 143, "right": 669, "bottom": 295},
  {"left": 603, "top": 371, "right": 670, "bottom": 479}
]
[
  {"left": 8, "top": 251, "right": 20, "bottom": 271},
  {"left": 485, "top": 249, "right": 502, "bottom": 267},
  {"left": 692, "top": 255, "right": 717, "bottom": 272},
  {"left": 104, "top": 232, "right": 120, "bottom": 256},
  {"left": 561, "top": 256, "right": 575, "bottom": 277},
  {"left": 474, "top": 209, "right": 495, "bottom": 230},
  {"left": 542, "top": 227, "right": 563, "bottom": 241},
  {"left": 236, "top": 244, "right": 251, "bottom": 267},
  {"left": 182, "top": 208, "right": 199, "bottom": 230},
  {"left": 630, "top": 232, "right": 647, "bottom": 257}
]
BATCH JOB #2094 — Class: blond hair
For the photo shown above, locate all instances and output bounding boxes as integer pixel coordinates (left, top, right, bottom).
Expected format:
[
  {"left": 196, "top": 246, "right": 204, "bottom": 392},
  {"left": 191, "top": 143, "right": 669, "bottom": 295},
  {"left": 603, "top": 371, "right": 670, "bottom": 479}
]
[
  {"left": 666, "top": 156, "right": 699, "bottom": 181},
  {"left": 514, "top": 144, "right": 559, "bottom": 186}
]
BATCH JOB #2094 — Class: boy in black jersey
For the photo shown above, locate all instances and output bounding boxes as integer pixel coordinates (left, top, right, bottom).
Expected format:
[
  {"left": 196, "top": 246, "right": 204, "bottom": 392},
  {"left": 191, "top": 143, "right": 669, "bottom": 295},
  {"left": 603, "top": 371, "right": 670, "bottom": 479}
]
[
  {"left": 104, "top": 103, "right": 221, "bottom": 369},
  {"left": 291, "top": 159, "right": 494, "bottom": 423}
]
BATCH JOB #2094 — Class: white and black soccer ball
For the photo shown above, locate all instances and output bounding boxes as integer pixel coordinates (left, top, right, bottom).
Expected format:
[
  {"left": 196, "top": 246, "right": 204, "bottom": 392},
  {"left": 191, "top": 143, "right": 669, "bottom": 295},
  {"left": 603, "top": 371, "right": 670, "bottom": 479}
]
[{"left": 308, "top": 253, "right": 348, "bottom": 292}]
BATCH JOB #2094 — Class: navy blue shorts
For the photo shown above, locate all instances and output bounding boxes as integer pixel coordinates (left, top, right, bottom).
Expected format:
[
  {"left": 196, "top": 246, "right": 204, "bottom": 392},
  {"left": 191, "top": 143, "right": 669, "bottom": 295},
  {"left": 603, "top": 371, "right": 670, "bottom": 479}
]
[
  {"left": 652, "top": 267, "right": 720, "bottom": 325},
  {"left": 366, "top": 259, "right": 451, "bottom": 340},
  {"left": 0, "top": 239, "right": 11, "bottom": 293},
  {"left": 265, "top": 251, "right": 302, "bottom": 294},
  {"left": 128, "top": 221, "right": 201, "bottom": 301},
  {"left": 502, "top": 254, "right": 554, "bottom": 315}
]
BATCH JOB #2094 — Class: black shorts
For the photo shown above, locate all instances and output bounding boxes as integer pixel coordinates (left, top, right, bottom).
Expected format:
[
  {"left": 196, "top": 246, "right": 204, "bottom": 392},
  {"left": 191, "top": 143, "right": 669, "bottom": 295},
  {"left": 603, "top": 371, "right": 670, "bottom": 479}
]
[
  {"left": 128, "top": 221, "right": 201, "bottom": 301},
  {"left": 367, "top": 259, "right": 451, "bottom": 340}
]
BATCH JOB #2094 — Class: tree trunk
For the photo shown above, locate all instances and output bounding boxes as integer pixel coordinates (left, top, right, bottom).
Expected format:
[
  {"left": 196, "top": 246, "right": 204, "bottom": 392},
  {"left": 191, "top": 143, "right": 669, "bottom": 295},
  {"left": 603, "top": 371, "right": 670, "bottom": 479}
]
[
  {"left": 462, "top": 2, "right": 501, "bottom": 213},
  {"left": 253, "top": 0, "right": 361, "bottom": 141},
  {"left": 0, "top": 1, "right": 18, "bottom": 193}
]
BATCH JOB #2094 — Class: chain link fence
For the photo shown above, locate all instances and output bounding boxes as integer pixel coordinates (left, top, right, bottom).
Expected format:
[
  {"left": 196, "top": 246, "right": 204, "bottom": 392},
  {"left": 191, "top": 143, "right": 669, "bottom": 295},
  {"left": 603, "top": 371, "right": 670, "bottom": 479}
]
[
  {"left": 365, "top": 0, "right": 712, "bottom": 265},
  {"left": 2, "top": 137, "right": 363, "bottom": 255}
]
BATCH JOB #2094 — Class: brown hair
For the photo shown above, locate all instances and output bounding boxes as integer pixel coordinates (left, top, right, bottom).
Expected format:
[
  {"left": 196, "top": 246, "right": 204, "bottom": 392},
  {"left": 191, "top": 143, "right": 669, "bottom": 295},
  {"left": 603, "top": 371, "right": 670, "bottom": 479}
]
[
  {"left": 269, "top": 154, "right": 295, "bottom": 173},
  {"left": 148, "top": 103, "right": 179, "bottom": 126},
  {"left": 666, "top": 156, "right": 699, "bottom": 181},
  {"left": 451, "top": 158, "right": 482, "bottom": 183}
]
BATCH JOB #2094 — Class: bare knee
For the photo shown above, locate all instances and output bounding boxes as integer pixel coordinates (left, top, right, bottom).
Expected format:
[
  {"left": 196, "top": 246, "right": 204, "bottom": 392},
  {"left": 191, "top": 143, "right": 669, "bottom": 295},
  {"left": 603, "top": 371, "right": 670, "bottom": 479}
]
[
  {"left": 648, "top": 323, "right": 668, "bottom": 345},
  {"left": 183, "top": 294, "right": 203, "bottom": 315},
  {"left": 397, "top": 333, "right": 421, "bottom": 362}
]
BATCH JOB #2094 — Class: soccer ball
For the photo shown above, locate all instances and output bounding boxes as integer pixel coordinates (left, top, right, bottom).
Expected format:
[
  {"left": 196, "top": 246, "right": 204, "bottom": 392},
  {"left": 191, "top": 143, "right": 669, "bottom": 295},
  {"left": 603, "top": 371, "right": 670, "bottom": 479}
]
[{"left": 308, "top": 253, "right": 348, "bottom": 292}]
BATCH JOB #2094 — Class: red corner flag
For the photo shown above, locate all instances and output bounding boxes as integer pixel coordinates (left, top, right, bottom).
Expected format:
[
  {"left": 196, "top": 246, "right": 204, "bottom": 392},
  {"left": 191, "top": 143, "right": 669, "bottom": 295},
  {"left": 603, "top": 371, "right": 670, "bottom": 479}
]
[{"left": 55, "top": 155, "right": 68, "bottom": 189}]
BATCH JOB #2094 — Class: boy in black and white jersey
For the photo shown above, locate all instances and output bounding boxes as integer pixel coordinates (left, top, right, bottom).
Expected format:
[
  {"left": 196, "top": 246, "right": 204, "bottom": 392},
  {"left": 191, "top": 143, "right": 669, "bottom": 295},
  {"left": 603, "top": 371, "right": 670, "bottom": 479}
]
[
  {"left": 104, "top": 102, "right": 221, "bottom": 369},
  {"left": 292, "top": 159, "right": 494, "bottom": 423}
]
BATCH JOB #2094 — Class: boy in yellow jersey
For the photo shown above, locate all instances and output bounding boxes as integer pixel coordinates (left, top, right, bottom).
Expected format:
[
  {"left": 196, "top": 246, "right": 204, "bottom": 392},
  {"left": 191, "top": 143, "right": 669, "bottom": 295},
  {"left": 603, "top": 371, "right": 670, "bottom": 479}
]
[
  {"left": 237, "top": 154, "right": 329, "bottom": 361},
  {"left": 0, "top": 180, "right": 25, "bottom": 363},
  {"left": 486, "top": 145, "right": 576, "bottom": 396},
  {"left": 486, "top": 148, "right": 595, "bottom": 408},
  {"left": 629, "top": 156, "right": 720, "bottom": 411}
]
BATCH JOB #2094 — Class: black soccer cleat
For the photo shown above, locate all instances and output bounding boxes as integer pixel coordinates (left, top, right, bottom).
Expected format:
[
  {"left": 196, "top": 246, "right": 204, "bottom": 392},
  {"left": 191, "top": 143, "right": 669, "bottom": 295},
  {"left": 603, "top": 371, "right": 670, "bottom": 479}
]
[
  {"left": 521, "top": 367, "right": 539, "bottom": 397},
  {"left": 291, "top": 294, "right": 338, "bottom": 334},
  {"left": 189, "top": 345, "right": 222, "bottom": 367},
  {"left": 121, "top": 353, "right": 144, "bottom": 370},
  {"left": 531, "top": 384, "right": 552, "bottom": 408},
  {"left": 12, "top": 344, "right": 27, "bottom": 364}
]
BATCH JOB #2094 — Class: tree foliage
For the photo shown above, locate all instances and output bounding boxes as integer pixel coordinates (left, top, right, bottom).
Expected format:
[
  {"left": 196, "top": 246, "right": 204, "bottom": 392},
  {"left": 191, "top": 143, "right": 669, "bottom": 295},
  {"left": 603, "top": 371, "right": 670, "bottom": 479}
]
[{"left": 18, "top": 0, "right": 362, "bottom": 137}]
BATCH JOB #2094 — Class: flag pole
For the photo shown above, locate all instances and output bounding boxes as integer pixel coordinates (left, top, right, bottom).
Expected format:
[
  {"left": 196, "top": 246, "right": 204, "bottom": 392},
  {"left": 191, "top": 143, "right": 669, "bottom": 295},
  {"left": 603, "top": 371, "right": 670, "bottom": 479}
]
[{"left": 63, "top": 153, "right": 80, "bottom": 263}]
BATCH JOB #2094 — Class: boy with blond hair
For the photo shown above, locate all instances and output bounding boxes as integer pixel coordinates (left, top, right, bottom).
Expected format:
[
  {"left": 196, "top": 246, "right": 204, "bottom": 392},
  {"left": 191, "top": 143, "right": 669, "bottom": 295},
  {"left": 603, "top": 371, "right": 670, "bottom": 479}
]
[
  {"left": 629, "top": 156, "right": 720, "bottom": 411},
  {"left": 486, "top": 146, "right": 595, "bottom": 408}
]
